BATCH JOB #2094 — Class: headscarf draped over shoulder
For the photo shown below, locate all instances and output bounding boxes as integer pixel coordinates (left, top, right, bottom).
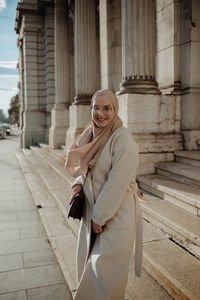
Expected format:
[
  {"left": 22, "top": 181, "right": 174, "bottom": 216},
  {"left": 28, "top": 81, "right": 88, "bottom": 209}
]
[{"left": 65, "top": 89, "right": 123, "bottom": 177}]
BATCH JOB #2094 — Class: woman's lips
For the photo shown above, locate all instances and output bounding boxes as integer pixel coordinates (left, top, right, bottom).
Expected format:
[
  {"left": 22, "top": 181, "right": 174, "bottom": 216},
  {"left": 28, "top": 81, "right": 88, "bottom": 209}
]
[{"left": 96, "top": 118, "right": 107, "bottom": 121}]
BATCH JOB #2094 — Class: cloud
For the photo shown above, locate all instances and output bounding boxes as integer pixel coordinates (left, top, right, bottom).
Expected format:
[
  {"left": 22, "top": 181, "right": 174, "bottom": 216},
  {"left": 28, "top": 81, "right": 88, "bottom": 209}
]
[
  {"left": 0, "top": 0, "right": 6, "bottom": 11},
  {"left": 0, "top": 87, "right": 18, "bottom": 91},
  {"left": 0, "top": 61, "right": 18, "bottom": 69}
]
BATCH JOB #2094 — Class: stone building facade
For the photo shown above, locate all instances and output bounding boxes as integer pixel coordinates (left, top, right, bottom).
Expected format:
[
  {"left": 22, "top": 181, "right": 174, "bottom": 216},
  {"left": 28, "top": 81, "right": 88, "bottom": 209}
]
[{"left": 15, "top": 0, "right": 200, "bottom": 174}]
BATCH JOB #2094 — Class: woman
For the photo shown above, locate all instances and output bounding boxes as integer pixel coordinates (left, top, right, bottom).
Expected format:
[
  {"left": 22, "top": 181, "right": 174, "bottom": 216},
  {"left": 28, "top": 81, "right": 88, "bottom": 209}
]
[{"left": 65, "top": 89, "right": 143, "bottom": 300}]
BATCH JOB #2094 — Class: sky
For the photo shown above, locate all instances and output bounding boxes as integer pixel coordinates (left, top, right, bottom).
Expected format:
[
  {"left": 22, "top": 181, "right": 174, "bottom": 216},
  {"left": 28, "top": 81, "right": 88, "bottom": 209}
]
[{"left": 0, "top": 0, "right": 19, "bottom": 117}]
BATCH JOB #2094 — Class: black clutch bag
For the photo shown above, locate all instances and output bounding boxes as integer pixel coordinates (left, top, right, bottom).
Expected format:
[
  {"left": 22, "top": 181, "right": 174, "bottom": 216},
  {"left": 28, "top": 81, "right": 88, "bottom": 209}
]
[{"left": 68, "top": 190, "right": 85, "bottom": 220}]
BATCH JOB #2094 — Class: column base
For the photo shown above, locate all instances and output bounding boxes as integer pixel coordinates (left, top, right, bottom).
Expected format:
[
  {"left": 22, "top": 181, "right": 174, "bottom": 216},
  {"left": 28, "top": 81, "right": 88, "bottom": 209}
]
[
  {"left": 182, "top": 130, "right": 200, "bottom": 150},
  {"left": 117, "top": 93, "right": 183, "bottom": 174},
  {"left": 137, "top": 152, "right": 174, "bottom": 175},
  {"left": 22, "top": 110, "right": 46, "bottom": 148},
  {"left": 181, "top": 92, "right": 200, "bottom": 150},
  {"left": 159, "top": 81, "right": 182, "bottom": 95},
  {"left": 73, "top": 94, "right": 93, "bottom": 105},
  {"left": 118, "top": 78, "right": 160, "bottom": 95},
  {"left": 65, "top": 104, "right": 91, "bottom": 149},
  {"left": 49, "top": 108, "right": 69, "bottom": 149}
]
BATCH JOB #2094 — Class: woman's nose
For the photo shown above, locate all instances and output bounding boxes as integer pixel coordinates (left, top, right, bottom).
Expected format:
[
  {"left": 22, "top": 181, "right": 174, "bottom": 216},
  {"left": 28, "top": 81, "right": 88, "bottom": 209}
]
[{"left": 97, "top": 108, "right": 104, "bottom": 115}]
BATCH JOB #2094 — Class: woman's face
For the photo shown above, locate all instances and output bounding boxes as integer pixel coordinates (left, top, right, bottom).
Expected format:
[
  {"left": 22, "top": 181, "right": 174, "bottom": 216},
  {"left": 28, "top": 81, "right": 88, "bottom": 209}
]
[{"left": 91, "top": 95, "right": 115, "bottom": 128}]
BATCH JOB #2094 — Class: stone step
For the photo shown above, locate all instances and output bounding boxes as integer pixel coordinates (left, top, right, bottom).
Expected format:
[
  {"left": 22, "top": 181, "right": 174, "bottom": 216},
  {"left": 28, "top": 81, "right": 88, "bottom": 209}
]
[
  {"left": 138, "top": 174, "right": 200, "bottom": 216},
  {"left": 39, "top": 143, "right": 66, "bottom": 163},
  {"left": 27, "top": 147, "right": 200, "bottom": 299},
  {"left": 23, "top": 148, "right": 80, "bottom": 239},
  {"left": 32, "top": 147, "right": 200, "bottom": 259},
  {"left": 156, "top": 162, "right": 200, "bottom": 189},
  {"left": 140, "top": 190, "right": 200, "bottom": 259},
  {"left": 30, "top": 146, "right": 71, "bottom": 185},
  {"left": 16, "top": 150, "right": 173, "bottom": 300},
  {"left": 175, "top": 151, "right": 200, "bottom": 168}
]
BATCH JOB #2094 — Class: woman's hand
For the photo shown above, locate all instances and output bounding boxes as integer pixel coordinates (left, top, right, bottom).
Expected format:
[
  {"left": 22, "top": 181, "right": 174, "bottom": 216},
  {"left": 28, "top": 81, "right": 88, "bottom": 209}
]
[
  {"left": 70, "top": 184, "right": 82, "bottom": 204},
  {"left": 92, "top": 220, "right": 104, "bottom": 234}
]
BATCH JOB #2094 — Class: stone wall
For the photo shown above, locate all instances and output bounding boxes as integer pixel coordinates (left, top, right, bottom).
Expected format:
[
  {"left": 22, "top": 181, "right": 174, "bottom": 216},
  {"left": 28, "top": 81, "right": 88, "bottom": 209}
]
[
  {"left": 15, "top": 0, "right": 200, "bottom": 174},
  {"left": 15, "top": 0, "right": 55, "bottom": 148}
]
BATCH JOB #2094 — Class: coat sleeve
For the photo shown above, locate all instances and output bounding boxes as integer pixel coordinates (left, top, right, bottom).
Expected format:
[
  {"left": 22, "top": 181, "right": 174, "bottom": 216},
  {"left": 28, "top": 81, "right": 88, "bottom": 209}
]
[
  {"left": 71, "top": 175, "right": 83, "bottom": 189},
  {"left": 91, "top": 130, "right": 139, "bottom": 226}
]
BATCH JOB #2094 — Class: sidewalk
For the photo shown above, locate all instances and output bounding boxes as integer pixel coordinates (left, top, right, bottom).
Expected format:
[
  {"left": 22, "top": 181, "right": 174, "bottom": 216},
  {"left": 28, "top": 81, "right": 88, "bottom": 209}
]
[{"left": 0, "top": 136, "right": 72, "bottom": 300}]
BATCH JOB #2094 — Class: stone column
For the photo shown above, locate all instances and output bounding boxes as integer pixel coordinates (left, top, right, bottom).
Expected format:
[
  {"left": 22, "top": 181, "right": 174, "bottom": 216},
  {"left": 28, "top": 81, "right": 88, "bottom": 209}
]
[
  {"left": 117, "top": 0, "right": 182, "bottom": 175},
  {"left": 99, "top": 0, "right": 122, "bottom": 91},
  {"left": 49, "top": 0, "right": 70, "bottom": 149},
  {"left": 15, "top": 1, "right": 47, "bottom": 148},
  {"left": 65, "top": 0, "right": 97, "bottom": 149},
  {"left": 44, "top": 5, "right": 55, "bottom": 143},
  {"left": 22, "top": 29, "right": 46, "bottom": 148},
  {"left": 74, "top": 0, "right": 97, "bottom": 104},
  {"left": 119, "top": 0, "right": 159, "bottom": 94},
  {"left": 18, "top": 39, "right": 24, "bottom": 148}
]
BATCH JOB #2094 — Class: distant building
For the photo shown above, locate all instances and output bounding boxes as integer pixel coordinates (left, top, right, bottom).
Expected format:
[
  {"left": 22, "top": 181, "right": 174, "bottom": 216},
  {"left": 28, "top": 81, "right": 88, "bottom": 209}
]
[
  {"left": 0, "top": 109, "right": 6, "bottom": 122},
  {"left": 0, "top": 109, "right": 3, "bottom": 121},
  {"left": 15, "top": 0, "right": 200, "bottom": 174}
]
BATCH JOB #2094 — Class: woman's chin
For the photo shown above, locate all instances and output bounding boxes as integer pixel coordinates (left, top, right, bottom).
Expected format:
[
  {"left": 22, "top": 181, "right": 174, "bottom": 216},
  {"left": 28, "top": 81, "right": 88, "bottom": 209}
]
[{"left": 95, "top": 120, "right": 109, "bottom": 127}]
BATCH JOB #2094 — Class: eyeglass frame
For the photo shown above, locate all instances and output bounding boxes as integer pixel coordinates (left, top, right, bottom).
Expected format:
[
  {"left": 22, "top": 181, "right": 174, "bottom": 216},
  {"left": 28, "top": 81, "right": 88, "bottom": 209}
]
[{"left": 91, "top": 105, "right": 114, "bottom": 114}]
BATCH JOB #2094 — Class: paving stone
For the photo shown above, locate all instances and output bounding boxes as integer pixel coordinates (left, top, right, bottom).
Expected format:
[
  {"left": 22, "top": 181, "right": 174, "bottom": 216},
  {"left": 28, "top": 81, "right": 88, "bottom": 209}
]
[
  {"left": 0, "top": 230, "right": 20, "bottom": 242},
  {"left": 17, "top": 211, "right": 40, "bottom": 221},
  {"left": 0, "top": 213, "right": 18, "bottom": 222},
  {"left": 0, "top": 291, "right": 27, "bottom": 300},
  {"left": 23, "top": 248, "right": 57, "bottom": 268},
  {"left": 15, "top": 199, "right": 36, "bottom": 208},
  {"left": 27, "top": 283, "right": 72, "bottom": 300},
  {"left": 0, "top": 179, "right": 28, "bottom": 185},
  {"left": 0, "top": 200, "right": 17, "bottom": 207},
  {"left": 0, "top": 185, "right": 30, "bottom": 193},
  {"left": 0, "top": 206, "right": 35, "bottom": 213},
  {"left": 0, "top": 265, "right": 64, "bottom": 294},
  {"left": 0, "top": 220, "right": 43, "bottom": 232},
  {"left": 20, "top": 225, "right": 45, "bottom": 240},
  {"left": 0, "top": 237, "right": 49, "bottom": 255},
  {"left": 0, "top": 253, "right": 23, "bottom": 272},
  {"left": 0, "top": 137, "right": 72, "bottom": 298}
]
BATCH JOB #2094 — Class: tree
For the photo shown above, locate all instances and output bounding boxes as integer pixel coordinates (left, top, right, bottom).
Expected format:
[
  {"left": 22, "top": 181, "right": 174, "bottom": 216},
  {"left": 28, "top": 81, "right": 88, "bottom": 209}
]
[{"left": 8, "top": 94, "right": 20, "bottom": 124}]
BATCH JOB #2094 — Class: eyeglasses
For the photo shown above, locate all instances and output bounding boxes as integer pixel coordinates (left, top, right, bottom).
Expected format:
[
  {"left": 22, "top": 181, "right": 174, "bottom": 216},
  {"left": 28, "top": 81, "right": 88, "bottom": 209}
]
[{"left": 92, "top": 105, "right": 114, "bottom": 114}]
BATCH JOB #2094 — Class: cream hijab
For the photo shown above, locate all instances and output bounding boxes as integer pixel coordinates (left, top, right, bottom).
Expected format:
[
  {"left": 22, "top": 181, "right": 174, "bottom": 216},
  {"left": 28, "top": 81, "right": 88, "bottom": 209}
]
[{"left": 65, "top": 89, "right": 123, "bottom": 177}]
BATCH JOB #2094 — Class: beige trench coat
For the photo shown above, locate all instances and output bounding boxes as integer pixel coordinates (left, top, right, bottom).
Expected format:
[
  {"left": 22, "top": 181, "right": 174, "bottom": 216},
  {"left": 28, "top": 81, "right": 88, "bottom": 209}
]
[{"left": 72, "top": 127, "right": 143, "bottom": 300}]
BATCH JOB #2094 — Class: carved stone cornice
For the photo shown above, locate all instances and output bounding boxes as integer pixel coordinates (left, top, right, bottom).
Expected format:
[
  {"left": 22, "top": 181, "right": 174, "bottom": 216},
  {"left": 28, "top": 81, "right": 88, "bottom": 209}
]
[{"left": 15, "top": 0, "right": 54, "bottom": 34}]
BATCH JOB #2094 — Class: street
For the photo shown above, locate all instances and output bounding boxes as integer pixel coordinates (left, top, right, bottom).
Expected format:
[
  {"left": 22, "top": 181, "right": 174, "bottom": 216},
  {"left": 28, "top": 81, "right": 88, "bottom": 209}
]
[{"left": 0, "top": 135, "right": 71, "bottom": 299}]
